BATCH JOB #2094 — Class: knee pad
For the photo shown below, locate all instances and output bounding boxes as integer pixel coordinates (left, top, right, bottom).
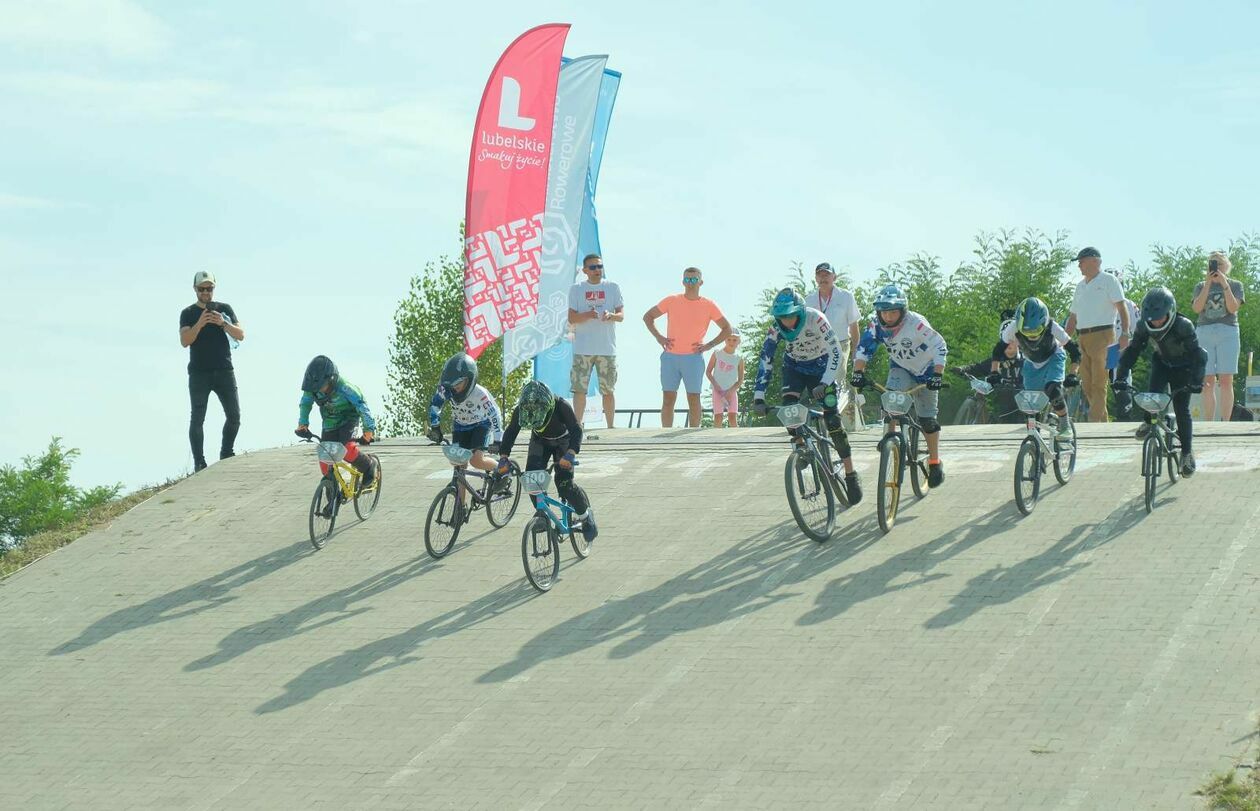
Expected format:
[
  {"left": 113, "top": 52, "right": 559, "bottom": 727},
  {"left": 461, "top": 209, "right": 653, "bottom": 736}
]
[
  {"left": 827, "top": 425, "right": 852, "bottom": 460},
  {"left": 919, "top": 417, "right": 941, "bottom": 435},
  {"left": 1045, "top": 382, "right": 1066, "bottom": 410}
]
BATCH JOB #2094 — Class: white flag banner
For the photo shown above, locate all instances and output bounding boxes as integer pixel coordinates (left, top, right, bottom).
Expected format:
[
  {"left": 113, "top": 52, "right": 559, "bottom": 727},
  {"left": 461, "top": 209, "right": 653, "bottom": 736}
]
[{"left": 503, "top": 54, "right": 608, "bottom": 372}]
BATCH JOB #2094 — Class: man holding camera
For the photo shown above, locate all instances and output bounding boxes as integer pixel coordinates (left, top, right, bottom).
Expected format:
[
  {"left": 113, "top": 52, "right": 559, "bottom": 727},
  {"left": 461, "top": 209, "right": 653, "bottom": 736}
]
[
  {"left": 179, "top": 271, "right": 245, "bottom": 471},
  {"left": 1192, "top": 250, "right": 1245, "bottom": 420}
]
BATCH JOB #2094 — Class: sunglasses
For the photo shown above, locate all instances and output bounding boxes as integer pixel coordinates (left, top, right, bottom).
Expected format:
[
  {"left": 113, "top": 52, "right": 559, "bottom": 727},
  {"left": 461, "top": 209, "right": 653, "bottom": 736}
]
[
  {"left": 683, "top": 276, "right": 700, "bottom": 284},
  {"left": 585, "top": 264, "right": 604, "bottom": 271},
  {"left": 197, "top": 286, "right": 215, "bottom": 293}
]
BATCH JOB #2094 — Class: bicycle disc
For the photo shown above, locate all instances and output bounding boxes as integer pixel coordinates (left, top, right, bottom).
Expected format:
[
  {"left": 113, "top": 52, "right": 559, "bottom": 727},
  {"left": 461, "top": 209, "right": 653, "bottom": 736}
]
[
  {"left": 909, "top": 425, "right": 928, "bottom": 499},
  {"left": 353, "top": 454, "right": 382, "bottom": 520},
  {"left": 522, "top": 515, "right": 560, "bottom": 592},
  {"left": 1142, "top": 434, "right": 1159, "bottom": 513},
  {"left": 1014, "top": 437, "right": 1041, "bottom": 516},
  {"left": 876, "top": 437, "right": 901, "bottom": 534},
  {"left": 784, "top": 448, "right": 835, "bottom": 543},
  {"left": 424, "top": 485, "right": 462, "bottom": 559},
  {"left": 308, "top": 478, "right": 337, "bottom": 550},
  {"left": 1053, "top": 422, "right": 1077, "bottom": 485},
  {"left": 485, "top": 464, "right": 522, "bottom": 528}
]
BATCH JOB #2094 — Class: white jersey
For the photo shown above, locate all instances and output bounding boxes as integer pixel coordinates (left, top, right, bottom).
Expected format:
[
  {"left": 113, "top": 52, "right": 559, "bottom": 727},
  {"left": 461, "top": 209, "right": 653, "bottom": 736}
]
[
  {"left": 433, "top": 384, "right": 503, "bottom": 437},
  {"left": 855, "top": 311, "right": 948, "bottom": 377},
  {"left": 755, "top": 307, "right": 842, "bottom": 393}
]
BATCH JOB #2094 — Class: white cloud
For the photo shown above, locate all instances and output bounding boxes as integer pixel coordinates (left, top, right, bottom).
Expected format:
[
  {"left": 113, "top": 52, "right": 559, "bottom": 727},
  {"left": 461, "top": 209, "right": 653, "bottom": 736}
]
[{"left": 0, "top": 0, "right": 171, "bottom": 59}]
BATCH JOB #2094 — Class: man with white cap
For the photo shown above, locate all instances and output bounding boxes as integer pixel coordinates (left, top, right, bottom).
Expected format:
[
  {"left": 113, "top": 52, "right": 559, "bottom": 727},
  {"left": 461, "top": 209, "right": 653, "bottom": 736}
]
[
  {"left": 179, "top": 271, "right": 246, "bottom": 471},
  {"left": 1064, "top": 247, "right": 1130, "bottom": 422}
]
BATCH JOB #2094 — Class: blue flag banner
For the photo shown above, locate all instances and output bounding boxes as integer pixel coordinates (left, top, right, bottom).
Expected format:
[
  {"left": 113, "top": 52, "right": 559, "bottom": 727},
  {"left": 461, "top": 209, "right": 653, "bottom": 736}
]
[{"left": 535, "top": 64, "right": 621, "bottom": 398}]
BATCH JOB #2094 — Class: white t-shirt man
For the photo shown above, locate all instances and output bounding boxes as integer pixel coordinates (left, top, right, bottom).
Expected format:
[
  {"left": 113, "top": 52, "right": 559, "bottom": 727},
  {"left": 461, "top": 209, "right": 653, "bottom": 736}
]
[
  {"left": 805, "top": 288, "right": 860, "bottom": 346},
  {"left": 568, "top": 280, "right": 624, "bottom": 356},
  {"left": 1070, "top": 271, "right": 1126, "bottom": 329}
]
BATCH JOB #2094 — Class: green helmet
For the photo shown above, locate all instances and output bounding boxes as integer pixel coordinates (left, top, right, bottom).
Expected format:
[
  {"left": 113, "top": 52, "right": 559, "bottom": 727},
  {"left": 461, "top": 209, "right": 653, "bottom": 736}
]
[{"left": 517, "top": 380, "right": 555, "bottom": 431}]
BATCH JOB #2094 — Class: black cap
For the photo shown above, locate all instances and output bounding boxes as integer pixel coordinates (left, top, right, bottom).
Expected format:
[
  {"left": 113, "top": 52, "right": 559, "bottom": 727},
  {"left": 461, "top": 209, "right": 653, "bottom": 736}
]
[
  {"left": 815, "top": 262, "right": 834, "bottom": 273},
  {"left": 1072, "top": 247, "right": 1101, "bottom": 261}
]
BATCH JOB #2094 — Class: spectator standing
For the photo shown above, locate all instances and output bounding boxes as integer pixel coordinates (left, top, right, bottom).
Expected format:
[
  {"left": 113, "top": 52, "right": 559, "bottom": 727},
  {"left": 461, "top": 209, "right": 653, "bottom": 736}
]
[
  {"left": 1192, "top": 250, "right": 1245, "bottom": 420},
  {"left": 179, "top": 271, "right": 245, "bottom": 472},
  {"left": 643, "top": 267, "right": 733, "bottom": 427},
  {"left": 1064, "top": 247, "right": 1130, "bottom": 422},
  {"left": 567, "top": 253, "right": 624, "bottom": 428},
  {"left": 706, "top": 330, "right": 744, "bottom": 428},
  {"left": 1105, "top": 269, "right": 1141, "bottom": 417}
]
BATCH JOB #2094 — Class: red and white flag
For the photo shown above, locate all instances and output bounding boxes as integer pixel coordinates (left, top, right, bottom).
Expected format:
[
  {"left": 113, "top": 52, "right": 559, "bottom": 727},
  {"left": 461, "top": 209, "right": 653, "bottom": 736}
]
[{"left": 463, "top": 23, "right": 571, "bottom": 359}]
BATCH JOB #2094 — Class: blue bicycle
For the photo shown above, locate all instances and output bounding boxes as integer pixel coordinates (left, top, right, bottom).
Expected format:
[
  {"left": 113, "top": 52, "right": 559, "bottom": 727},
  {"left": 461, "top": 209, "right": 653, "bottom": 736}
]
[{"left": 519, "top": 466, "right": 592, "bottom": 592}]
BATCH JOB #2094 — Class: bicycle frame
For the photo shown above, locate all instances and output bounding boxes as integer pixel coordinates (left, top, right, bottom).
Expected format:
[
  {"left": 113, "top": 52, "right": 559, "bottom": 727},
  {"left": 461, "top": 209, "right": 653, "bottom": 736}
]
[
  {"left": 521, "top": 469, "right": 575, "bottom": 534},
  {"left": 776, "top": 388, "right": 850, "bottom": 469},
  {"left": 317, "top": 441, "right": 364, "bottom": 501},
  {"left": 1134, "top": 391, "right": 1179, "bottom": 471},
  {"left": 441, "top": 444, "right": 496, "bottom": 507},
  {"left": 1014, "top": 391, "right": 1061, "bottom": 459}
]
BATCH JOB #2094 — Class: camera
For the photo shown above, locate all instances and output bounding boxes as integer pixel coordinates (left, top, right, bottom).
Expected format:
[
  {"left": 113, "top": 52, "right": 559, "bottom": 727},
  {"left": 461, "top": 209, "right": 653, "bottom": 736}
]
[
  {"left": 1209, "top": 259, "right": 1219, "bottom": 274},
  {"left": 205, "top": 302, "right": 219, "bottom": 313}
]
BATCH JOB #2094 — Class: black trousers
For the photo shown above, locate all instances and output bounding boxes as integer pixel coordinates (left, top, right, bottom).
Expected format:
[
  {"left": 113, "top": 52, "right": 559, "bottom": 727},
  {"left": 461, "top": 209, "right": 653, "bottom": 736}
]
[
  {"left": 1148, "top": 359, "right": 1194, "bottom": 453},
  {"left": 525, "top": 437, "right": 589, "bottom": 515},
  {"left": 189, "top": 369, "right": 241, "bottom": 464}
]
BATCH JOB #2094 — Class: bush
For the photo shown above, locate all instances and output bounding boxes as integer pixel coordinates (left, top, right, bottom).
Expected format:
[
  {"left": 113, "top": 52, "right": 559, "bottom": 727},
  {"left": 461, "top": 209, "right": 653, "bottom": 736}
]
[{"left": 0, "top": 438, "right": 121, "bottom": 552}]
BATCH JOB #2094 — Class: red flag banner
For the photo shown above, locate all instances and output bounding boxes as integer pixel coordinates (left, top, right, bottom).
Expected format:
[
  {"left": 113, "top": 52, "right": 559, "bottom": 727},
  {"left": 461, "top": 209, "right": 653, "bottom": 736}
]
[{"left": 463, "top": 23, "right": 571, "bottom": 359}]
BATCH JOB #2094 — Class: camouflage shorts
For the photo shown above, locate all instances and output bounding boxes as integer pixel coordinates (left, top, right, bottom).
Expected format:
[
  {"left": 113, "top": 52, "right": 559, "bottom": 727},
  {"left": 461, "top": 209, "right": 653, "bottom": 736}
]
[{"left": 571, "top": 354, "right": 618, "bottom": 395}]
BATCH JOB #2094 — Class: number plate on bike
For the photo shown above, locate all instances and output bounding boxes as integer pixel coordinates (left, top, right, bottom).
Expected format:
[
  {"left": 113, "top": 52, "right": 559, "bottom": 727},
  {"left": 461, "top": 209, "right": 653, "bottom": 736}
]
[
  {"left": 1134, "top": 392, "right": 1171, "bottom": 414},
  {"left": 1015, "top": 390, "right": 1050, "bottom": 414},
  {"left": 880, "top": 390, "right": 913, "bottom": 416},
  {"left": 442, "top": 445, "right": 474, "bottom": 466},
  {"left": 776, "top": 403, "right": 809, "bottom": 428},
  {"left": 970, "top": 378, "right": 994, "bottom": 395},
  {"left": 317, "top": 441, "right": 347, "bottom": 463},
  {"left": 521, "top": 470, "right": 551, "bottom": 495}
]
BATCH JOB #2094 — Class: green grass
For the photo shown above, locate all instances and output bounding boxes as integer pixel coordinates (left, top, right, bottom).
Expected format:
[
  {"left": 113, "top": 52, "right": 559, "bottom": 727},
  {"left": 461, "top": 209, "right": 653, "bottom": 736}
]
[
  {"left": 1198, "top": 725, "right": 1260, "bottom": 811},
  {"left": 0, "top": 478, "right": 182, "bottom": 578}
]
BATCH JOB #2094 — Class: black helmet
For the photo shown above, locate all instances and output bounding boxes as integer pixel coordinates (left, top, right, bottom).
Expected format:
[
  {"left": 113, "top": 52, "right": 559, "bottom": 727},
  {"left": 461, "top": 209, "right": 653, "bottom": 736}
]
[
  {"left": 440, "top": 353, "right": 479, "bottom": 404},
  {"left": 302, "top": 355, "right": 339, "bottom": 396},
  {"left": 517, "top": 380, "right": 555, "bottom": 431},
  {"left": 1141, "top": 287, "right": 1176, "bottom": 337}
]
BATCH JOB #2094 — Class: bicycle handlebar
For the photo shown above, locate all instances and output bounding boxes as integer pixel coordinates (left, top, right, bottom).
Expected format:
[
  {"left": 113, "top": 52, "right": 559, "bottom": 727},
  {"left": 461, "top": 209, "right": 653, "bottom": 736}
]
[{"left": 294, "top": 428, "right": 372, "bottom": 445}]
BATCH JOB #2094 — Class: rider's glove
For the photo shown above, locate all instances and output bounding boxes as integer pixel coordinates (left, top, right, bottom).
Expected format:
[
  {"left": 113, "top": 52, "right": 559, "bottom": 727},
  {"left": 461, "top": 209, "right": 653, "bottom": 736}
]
[
  {"left": 927, "top": 373, "right": 944, "bottom": 391},
  {"left": 361, "top": 430, "right": 375, "bottom": 444},
  {"left": 1189, "top": 381, "right": 1204, "bottom": 394},
  {"left": 752, "top": 396, "right": 768, "bottom": 417},
  {"left": 558, "top": 450, "right": 577, "bottom": 470},
  {"left": 811, "top": 383, "right": 829, "bottom": 402},
  {"left": 496, "top": 456, "right": 511, "bottom": 475},
  {"left": 426, "top": 425, "right": 443, "bottom": 444},
  {"left": 849, "top": 370, "right": 867, "bottom": 390},
  {"left": 985, "top": 372, "right": 1003, "bottom": 386},
  {"left": 1063, "top": 373, "right": 1080, "bottom": 388},
  {"left": 295, "top": 424, "right": 310, "bottom": 438}
]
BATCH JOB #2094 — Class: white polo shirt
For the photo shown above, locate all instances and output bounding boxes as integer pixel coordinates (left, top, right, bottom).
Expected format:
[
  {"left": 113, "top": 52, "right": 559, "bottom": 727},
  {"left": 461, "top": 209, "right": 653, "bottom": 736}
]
[
  {"left": 805, "top": 288, "right": 860, "bottom": 344},
  {"left": 1070, "top": 272, "right": 1125, "bottom": 330}
]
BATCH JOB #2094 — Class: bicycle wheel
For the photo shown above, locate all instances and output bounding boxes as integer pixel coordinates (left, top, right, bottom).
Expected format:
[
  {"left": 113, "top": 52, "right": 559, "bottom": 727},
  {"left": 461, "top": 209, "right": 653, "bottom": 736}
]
[
  {"left": 423, "top": 485, "right": 462, "bottom": 559},
  {"left": 1142, "top": 434, "right": 1159, "bottom": 514},
  {"left": 353, "top": 454, "right": 382, "bottom": 520},
  {"left": 522, "top": 515, "right": 560, "bottom": 592},
  {"left": 1164, "top": 432, "right": 1180, "bottom": 484},
  {"left": 308, "top": 478, "right": 338, "bottom": 550},
  {"left": 954, "top": 398, "right": 980, "bottom": 426},
  {"left": 484, "top": 464, "right": 522, "bottom": 529},
  {"left": 909, "top": 425, "right": 929, "bottom": 499},
  {"left": 1053, "top": 421, "right": 1077, "bottom": 485},
  {"left": 1014, "top": 437, "right": 1041, "bottom": 516},
  {"left": 876, "top": 436, "right": 902, "bottom": 534},
  {"left": 783, "top": 448, "right": 835, "bottom": 543}
]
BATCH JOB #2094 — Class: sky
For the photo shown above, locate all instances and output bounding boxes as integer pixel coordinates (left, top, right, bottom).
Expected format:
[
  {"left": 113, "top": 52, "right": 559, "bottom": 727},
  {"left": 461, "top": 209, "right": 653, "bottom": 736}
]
[{"left": 1, "top": 0, "right": 1257, "bottom": 492}]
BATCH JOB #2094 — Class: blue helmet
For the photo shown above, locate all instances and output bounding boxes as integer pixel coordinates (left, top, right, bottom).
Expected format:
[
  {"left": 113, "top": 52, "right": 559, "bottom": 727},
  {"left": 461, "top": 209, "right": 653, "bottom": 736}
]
[
  {"left": 873, "top": 284, "right": 908, "bottom": 327},
  {"left": 770, "top": 288, "right": 807, "bottom": 340},
  {"left": 1015, "top": 297, "right": 1050, "bottom": 339}
]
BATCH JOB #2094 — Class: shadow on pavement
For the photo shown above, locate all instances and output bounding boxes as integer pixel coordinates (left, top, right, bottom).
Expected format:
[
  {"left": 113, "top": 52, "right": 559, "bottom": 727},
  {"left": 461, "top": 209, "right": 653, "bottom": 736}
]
[
  {"left": 185, "top": 555, "right": 439, "bottom": 672},
  {"left": 477, "top": 516, "right": 883, "bottom": 685},
  {"left": 255, "top": 581, "right": 534, "bottom": 714},
  {"left": 797, "top": 502, "right": 1022, "bottom": 628},
  {"left": 923, "top": 497, "right": 1147, "bottom": 629},
  {"left": 49, "top": 541, "right": 309, "bottom": 656}
]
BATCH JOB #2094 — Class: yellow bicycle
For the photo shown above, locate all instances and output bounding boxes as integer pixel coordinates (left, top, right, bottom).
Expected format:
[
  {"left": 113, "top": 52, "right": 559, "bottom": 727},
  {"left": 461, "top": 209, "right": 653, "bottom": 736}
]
[{"left": 297, "top": 429, "right": 382, "bottom": 549}]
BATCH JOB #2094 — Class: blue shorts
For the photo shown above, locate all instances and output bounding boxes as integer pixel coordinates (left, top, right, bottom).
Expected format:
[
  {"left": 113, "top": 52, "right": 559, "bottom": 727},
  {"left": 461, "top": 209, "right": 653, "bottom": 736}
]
[
  {"left": 660, "top": 352, "right": 705, "bottom": 394},
  {"left": 452, "top": 425, "right": 491, "bottom": 450},
  {"left": 1023, "top": 351, "right": 1066, "bottom": 392},
  {"left": 1105, "top": 343, "right": 1120, "bottom": 370},
  {"left": 1197, "top": 323, "right": 1241, "bottom": 376}
]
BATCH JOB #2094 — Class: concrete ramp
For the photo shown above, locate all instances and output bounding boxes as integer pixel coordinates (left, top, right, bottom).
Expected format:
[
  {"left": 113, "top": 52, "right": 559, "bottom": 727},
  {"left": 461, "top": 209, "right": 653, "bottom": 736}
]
[{"left": 3, "top": 424, "right": 1259, "bottom": 809}]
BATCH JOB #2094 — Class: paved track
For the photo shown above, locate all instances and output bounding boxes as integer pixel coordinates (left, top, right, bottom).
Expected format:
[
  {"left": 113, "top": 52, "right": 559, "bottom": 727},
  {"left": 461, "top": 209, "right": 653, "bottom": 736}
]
[{"left": 3, "top": 424, "right": 1258, "bottom": 809}]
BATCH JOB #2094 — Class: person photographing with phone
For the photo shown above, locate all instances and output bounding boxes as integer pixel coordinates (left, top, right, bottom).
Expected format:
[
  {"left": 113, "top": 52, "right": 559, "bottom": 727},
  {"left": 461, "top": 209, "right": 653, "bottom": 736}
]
[
  {"left": 1191, "top": 250, "right": 1245, "bottom": 421},
  {"left": 179, "top": 271, "right": 246, "bottom": 472}
]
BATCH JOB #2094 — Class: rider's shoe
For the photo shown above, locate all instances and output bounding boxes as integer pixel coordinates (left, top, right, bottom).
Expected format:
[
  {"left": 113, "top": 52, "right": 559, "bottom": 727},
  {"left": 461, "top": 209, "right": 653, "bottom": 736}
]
[
  {"left": 1056, "top": 419, "right": 1073, "bottom": 440},
  {"left": 845, "top": 471, "right": 863, "bottom": 505},
  {"left": 578, "top": 510, "right": 598, "bottom": 544},
  {"left": 357, "top": 456, "right": 379, "bottom": 494},
  {"left": 1135, "top": 423, "right": 1151, "bottom": 438},
  {"left": 488, "top": 470, "right": 510, "bottom": 494},
  {"left": 1180, "top": 451, "right": 1196, "bottom": 477},
  {"left": 928, "top": 461, "right": 945, "bottom": 488}
]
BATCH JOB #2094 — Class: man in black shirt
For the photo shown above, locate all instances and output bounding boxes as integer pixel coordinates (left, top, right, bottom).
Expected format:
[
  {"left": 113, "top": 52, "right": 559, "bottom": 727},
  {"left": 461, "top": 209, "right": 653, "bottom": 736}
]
[{"left": 179, "top": 271, "right": 245, "bottom": 471}]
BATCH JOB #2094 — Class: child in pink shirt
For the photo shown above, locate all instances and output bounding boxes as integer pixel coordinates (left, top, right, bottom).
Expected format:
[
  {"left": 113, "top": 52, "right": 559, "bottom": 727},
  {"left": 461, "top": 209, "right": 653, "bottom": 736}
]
[{"left": 706, "top": 330, "right": 745, "bottom": 428}]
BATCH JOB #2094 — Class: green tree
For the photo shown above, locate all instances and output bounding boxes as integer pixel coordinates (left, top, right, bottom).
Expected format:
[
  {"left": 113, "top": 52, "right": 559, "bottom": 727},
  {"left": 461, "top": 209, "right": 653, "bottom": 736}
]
[
  {"left": 383, "top": 245, "right": 532, "bottom": 436},
  {"left": 0, "top": 438, "right": 121, "bottom": 550}
]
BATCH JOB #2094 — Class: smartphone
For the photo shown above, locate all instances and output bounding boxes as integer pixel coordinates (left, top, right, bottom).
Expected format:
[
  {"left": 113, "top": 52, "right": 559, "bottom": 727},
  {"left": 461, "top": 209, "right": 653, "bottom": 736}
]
[
  {"left": 206, "top": 302, "right": 218, "bottom": 313},
  {"left": 1209, "top": 259, "right": 1219, "bottom": 274}
]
